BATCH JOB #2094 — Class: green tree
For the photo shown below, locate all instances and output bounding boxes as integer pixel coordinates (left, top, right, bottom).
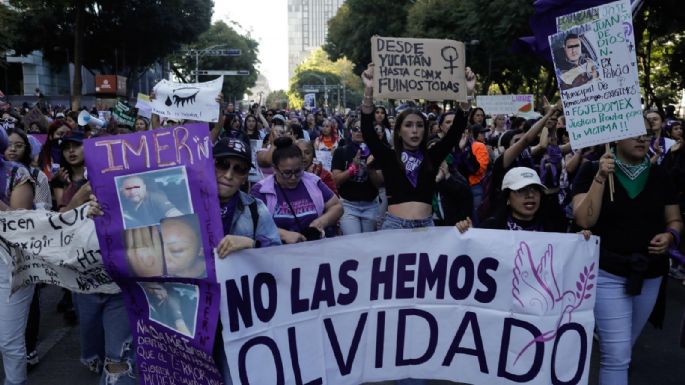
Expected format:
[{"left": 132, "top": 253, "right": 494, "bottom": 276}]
[
  {"left": 288, "top": 48, "right": 363, "bottom": 110},
  {"left": 324, "top": 0, "right": 414, "bottom": 74},
  {"left": 0, "top": 3, "right": 15, "bottom": 66},
  {"left": 169, "top": 20, "right": 260, "bottom": 100},
  {"left": 406, "top": 0, "right": 555, "bottom": 99},
  {"left": 9, "top": 0, "right": 213, "bottom": 107},
  {"left": 633, "top": 0, "right": 685, "bottom": 111},
  {"left": 265, "top": 90, "right": 288, "bottom": 110}
]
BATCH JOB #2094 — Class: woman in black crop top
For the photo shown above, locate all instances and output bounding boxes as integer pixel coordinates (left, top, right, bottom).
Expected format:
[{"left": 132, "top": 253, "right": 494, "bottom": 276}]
[{"left": 359, "top": 64, "right": 475, "bottom": 230}]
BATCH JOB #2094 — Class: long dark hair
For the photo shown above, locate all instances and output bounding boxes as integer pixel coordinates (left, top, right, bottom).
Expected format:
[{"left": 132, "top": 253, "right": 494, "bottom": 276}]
[
  {"left": 374, "top": 106, "right": 391, "bottom": 129},
  {"left": 392, "top": 108, "right": 432, "bottom": 170},
  {"left": 468, "top": 107, "right": 486, "bottom": 126},
  {"left": 6, "top": 128, "right": 32, "bottom": 167}
]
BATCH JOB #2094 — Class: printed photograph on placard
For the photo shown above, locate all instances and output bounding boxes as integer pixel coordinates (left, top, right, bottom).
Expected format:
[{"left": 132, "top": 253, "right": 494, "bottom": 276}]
[
  {"left": 551, "top": 28, "right": 601, "bottom": 91},
  {"left": 115, "top": 166, "right": 193, "bottom": 229},
  {"left": 124, "top": 225, "right": 164, "bottom": 278},
  {"left": 160, "top": 214, "right": 206, "bottom": 279},
  {"left": 139, "top": 282, "right": 199, "bottom": 338}
]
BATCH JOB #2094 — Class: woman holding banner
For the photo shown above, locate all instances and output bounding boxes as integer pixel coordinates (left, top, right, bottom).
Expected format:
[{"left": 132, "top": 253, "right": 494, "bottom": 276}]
[
  {"left": 359, "top": 64, "right": 473, "bottom": 232},
  {"left": 0, "top": 140, "right": 35, "bottom": 385},
  {"left": 211, "top": 135, "right": 282, "bottom": 385},
  {"left": 572, "top": 119, "right": 683, "bottom": 385}
]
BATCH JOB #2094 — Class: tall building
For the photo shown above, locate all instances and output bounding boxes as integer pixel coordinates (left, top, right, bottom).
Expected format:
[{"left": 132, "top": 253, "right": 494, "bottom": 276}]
[{"left": 287, "top": 0, "right": 344, "bottom": 79}]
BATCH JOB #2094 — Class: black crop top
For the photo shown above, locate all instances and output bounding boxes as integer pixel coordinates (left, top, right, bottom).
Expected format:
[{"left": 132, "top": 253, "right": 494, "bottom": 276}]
[{"left": 361, "top": 110, "right": 466, "bottom": 206}]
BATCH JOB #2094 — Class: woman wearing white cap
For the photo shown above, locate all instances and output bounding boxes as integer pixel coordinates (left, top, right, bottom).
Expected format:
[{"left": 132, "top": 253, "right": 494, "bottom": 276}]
[{"left": 456, "top": 167, "right": 571, "bottom": 233}]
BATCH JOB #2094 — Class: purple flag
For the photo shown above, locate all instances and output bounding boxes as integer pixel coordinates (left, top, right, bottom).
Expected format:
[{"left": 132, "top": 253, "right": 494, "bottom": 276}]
[
  {"left": 85, "top": 124, "right": 224, "bottom": 385},
  {"left": 514, "top": 0, "right": 643, "bottom": 60}
]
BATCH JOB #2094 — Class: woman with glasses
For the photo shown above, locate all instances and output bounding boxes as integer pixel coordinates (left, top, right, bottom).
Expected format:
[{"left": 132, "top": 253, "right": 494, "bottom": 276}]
[
  {"left": 572, "top": 120, "right": 683, "bottom": 384},
  {"left": 251, "top": 137, "right": 343, "bottom": 244}
]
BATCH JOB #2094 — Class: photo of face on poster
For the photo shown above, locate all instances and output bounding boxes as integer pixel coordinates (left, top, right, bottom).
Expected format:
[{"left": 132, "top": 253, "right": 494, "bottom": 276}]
[
  {"left": 160, "top": 214, "right": 206, "bottom": 279},
  {"left": 551, "top": 29, "right": 601, "bottom": 91},
  {"left": 115, "top": 166, "right": 193, "bottom": 229},
  {"left": 139, "top": 282, "right": 199, "bottom": 338}
]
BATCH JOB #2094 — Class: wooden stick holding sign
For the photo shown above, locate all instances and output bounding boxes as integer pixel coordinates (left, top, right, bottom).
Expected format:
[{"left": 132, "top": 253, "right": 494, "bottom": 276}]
[{"left": 605, "top": 143, "right": 615, "bottom": 201}]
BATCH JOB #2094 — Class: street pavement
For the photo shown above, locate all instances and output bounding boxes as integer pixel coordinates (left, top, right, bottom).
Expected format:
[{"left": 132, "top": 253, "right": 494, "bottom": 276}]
[{"left": 1, "top": 279, "right": 683, "bottom": 384}]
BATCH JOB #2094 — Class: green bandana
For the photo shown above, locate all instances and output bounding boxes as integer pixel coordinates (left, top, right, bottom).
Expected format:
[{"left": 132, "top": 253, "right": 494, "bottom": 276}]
[{"left": 613, "top": 151, "right": 651, "bottom": 199}]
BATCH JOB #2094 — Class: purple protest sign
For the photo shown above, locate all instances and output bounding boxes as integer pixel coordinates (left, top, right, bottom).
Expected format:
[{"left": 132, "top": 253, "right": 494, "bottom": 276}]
[{"left": 84, "top": 124, "right": 223, "bottom": 385}]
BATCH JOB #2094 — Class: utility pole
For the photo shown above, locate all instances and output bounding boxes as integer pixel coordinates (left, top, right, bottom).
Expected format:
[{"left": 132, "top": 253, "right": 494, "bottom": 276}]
[{"left": 185, "top": 46, "right": 241, "bottom": 82}]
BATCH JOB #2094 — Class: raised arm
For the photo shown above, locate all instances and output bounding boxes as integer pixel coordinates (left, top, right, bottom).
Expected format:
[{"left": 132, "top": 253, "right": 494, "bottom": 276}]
[{"left": 360, "top": 64, "right": 394, "bottom": 162}]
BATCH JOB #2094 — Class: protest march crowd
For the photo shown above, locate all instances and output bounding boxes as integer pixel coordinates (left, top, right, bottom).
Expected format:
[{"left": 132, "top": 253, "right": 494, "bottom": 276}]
[{"left": 1, "top": 18, "right": 685, "bottom": 385}]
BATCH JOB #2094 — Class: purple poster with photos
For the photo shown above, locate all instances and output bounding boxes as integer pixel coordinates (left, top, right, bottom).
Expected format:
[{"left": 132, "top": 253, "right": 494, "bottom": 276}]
[{"left": 84, "top": 123, "right": 224, "bottom": 385}]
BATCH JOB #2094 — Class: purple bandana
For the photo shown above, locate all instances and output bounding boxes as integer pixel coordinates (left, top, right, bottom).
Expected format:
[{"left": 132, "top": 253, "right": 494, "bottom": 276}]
[
  {"left": 401, "top": 149, "right": 424, "bottom": 188},
  {"left": 220, "top": 194, "right": 240, "bottom": 235}
]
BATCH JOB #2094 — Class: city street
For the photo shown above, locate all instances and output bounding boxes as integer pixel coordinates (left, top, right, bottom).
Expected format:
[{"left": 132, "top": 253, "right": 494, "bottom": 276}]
[{"left": 2, "top": 278, "right": 683, "bottom": 384}]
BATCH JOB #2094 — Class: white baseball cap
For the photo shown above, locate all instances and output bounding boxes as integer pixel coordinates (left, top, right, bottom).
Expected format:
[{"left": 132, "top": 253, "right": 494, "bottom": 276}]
[{"left": 502, "top": 167, "right": 547, "bottom": 191}]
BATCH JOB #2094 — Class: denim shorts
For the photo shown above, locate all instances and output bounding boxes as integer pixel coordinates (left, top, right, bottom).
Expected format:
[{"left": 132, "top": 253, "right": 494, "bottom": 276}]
[{"left": 381, "top": 212, "right": 434, "bottom": 230}]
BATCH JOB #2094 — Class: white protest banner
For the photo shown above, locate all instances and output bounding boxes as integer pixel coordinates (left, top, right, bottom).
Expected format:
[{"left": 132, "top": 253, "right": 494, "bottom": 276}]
[
  {"left": 477, "top": 95, "right": 534, "bottom": 115},
  {"left": 151, "top": 76, "right": 223, "bottom": 123},
  {"left": 304, "top": 93, "right": 316, "bottom": 110},
  {"left": 550, "top": 0, "right": 643, "bottom": 149},
  {"left": 371, "top": 36, "right": 467, "bottom": 102},
  {"left": 135, "top": 93, "right": 152, "bottom": 119},
  {"left": 219, "top": 228, "right": 599, "bottom": 385},
  {"left": 315, "top": 150, "right": 333, "bottom": 171},
  {"left": 0, "top": 205, "right": 119, "bottom": 294},
  {"left": 249, "top": 139, "right": 264, "bottom": 182}
]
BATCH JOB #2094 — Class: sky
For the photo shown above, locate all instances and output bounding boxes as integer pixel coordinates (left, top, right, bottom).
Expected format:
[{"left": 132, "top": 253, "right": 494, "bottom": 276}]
[{"left": 213, "top": 1, "right": 289, "bottom": 91}]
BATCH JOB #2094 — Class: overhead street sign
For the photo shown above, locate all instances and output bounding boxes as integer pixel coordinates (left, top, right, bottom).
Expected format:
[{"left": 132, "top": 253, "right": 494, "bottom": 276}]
[
  {"left": 203, "top": 49, "right": 241, "bottom": 56},
  {"left": 192, "top": 70, "right": 250, "bottom": 76}
]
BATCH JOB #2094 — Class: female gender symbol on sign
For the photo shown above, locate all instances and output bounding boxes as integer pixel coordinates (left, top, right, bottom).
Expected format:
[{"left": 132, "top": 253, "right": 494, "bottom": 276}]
[{"left": 441, "top": 46, "right": 459, "bottom": 75}]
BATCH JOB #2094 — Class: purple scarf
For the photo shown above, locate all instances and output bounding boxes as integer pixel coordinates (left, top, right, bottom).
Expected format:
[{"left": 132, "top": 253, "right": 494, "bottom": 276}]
[
  {"left": 220, "top": 194, "right": 240, "bottom": 235},
  {"left": 401, "top": 149, "right": 424, "bottom": 188}
]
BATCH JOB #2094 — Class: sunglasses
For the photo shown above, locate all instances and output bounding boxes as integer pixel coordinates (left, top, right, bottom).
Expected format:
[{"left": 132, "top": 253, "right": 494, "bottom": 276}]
[
  {"left": 277, "top": 167, "right": 303, "bottom": 179},
  {"left": 215, "top": 158, "right": 250, "bottom": 176}
]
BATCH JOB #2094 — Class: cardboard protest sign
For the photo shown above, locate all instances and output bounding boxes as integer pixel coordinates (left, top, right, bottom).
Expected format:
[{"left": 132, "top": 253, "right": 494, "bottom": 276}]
[
  {"left": 22, "top": 106, "right": 49, "bottom": 132},
  {"left": 371, "top": 36, "right": 467, "bottom": 102},
  {"left": 151, "top": 77, "right": 223, "bottom": 123},
  {"left": 135, "top": 93, "right": 153, "bottom": 119},
  {"left": 85, "top": 124, "right": 224, "bottom": 385},
  {"left": 0, "top": 205, "right": 119, "bottom": 294},
  {"left": 550, "top": 0, "right": 643, "bottom": 149},
  {"left": 477, "top": 95, "right": 534, "bottom": 115},
  {"left": 219, "top": 228, "right": 599, "bottom": 385}
]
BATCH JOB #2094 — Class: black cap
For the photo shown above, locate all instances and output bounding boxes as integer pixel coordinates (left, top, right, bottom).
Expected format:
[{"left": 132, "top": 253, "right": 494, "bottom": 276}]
[
  {"left": 59, "top": 131, "right": 86, "bottom": 148},
  {"left": 470, "top": 124, "right": 489, "bottom": 137},
  {"left": 213, "top": 137, "right": 253, "bottom": 166}
]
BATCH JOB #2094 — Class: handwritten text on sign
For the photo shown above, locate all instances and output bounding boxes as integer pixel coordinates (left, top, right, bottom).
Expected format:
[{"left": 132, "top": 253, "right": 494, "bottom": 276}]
[
  {"left": 219, "top": 228, "right": 599, "bottom": 385},
  {"left": 0, "top": 205, "right": 119, "bottom": 294},
  {"left": 551, "top": 0, "right": 643, "bottom": 149},
  {"left": 371, "top": 37, "right": 467, "bottom": 102}
]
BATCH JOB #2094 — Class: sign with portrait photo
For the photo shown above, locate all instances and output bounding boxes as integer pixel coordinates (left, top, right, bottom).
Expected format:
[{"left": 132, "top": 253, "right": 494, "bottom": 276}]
[
  {"left": 550, "top": 0, "right": 643, "bottom": 149},
  {"left": 85, "top": 123, "right": 224, "bottom": 385},
  {"left": 371, "top": 36, "right": 467, "bottom": 102}
]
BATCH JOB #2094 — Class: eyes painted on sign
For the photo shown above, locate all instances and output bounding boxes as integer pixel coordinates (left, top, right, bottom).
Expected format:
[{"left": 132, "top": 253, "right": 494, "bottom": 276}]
[{"left": 165, "top": 87, "right": 201, "bottom": 107}]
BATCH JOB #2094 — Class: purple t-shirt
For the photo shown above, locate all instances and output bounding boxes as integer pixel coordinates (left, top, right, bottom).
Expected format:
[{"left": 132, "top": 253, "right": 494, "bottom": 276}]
[{"left": 252, "top": 179, "right": 334, "bottom": 233}]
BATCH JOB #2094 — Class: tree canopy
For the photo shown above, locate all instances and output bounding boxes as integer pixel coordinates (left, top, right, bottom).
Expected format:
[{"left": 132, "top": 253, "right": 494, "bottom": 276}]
[
  {"left": 9, "top": 0, "right": 213, "bottom": 78},
  {"left": 288, "top": 48, "right": 363, "bottom": 110},
  {"left": 323, "top": 0, "right": 684, "bottom": 108},
  {"left": 169, "top": 20, "right": 260, "bottom": 101}
]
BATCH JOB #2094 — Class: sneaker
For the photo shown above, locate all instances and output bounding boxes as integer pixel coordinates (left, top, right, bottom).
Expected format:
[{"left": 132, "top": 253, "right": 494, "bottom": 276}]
[
  {"left": 27, "top": 350, "right": 39, "bottom": 366},
  {"left": 669, "top": 267, "right": 685, "bottom": 280}
]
